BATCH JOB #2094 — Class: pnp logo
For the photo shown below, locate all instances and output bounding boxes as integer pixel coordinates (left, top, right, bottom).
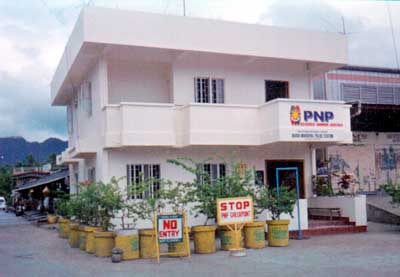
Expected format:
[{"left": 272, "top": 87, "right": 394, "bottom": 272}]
[
  {"left": 290, "top": 105, "right": 335, "bottom": 124},
  {"left": 290, "top": 105, "right": 301, "bottom": 125}
]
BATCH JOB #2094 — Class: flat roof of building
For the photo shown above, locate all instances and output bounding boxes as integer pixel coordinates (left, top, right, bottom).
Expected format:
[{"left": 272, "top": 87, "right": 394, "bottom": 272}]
[{"left": 51, "top": 7, "right": 348, "bottom": 105}]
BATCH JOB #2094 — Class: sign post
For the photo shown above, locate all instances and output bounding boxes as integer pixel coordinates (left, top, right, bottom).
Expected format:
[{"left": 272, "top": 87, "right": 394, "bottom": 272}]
[
  {"left": 216, "top": 196, "right": 254, "bottom": 256},
  {"left": 154, "top": 211, "right": 191, "bottom": 263}
]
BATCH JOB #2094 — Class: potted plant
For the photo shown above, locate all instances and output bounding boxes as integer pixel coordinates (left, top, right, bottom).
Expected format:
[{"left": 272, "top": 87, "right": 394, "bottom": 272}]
[
  {"left": 114, "top": 185, "right": 140, "bottom": 261},
  {"left": 133, "top": 179, "right": 166, "bottom": 259},
  {"left": 163, "top": 180, "right": 192, "bottom": 257},
  {"left": 67, "top": 192, "right": 84, "bottom": 248},
  {"left": 255, "top": 185, "right": 296, "bottom": 247},
  {"left": 54, "top": 192, "right": 71, "bottom": 239}
]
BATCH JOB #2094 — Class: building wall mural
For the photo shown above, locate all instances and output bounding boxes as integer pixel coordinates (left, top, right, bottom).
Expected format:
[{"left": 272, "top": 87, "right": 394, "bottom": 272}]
[{"left": 326, "top": 132, "right": 400, "bottom": 193}]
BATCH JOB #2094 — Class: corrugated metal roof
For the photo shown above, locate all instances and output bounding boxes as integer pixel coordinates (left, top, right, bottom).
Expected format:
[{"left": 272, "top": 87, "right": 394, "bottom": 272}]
[{"left": 14, "top": 169, "right": 69, "bottom": 192}]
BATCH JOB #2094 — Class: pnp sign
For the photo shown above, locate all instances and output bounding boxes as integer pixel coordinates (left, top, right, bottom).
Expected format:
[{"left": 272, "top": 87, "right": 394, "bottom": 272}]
[
  {"left": 157, "top": 214, "right": 183, "bottom": 243},
  {"left": 217, "top": 197, "right": 254, "bottom": 226}
]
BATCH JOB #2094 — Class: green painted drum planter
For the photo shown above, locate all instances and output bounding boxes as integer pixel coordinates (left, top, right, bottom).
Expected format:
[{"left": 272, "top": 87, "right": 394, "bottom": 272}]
[
  {"left": 84, "top": 226, "right": 102, "bottom": 254},
  {"left": 115, "top": 229, "right": 140, "bottom": 260},
  {"left": 266, "top": 220, "right": 290, "bottom": 247},
  {"left": 244, "top": 221, "right": 266, "bottom": 249},
  {"left": 58, "top": 218, "right": 70, "bottom": 239},
  {"left": 94, "top": 231, "right": 115, "bottom": 257},
  {"left": 191, "top": 225, "right": 217, "bottom": 254},
  {"left": 68, "top": 223, "right": 80, "bottom": 248},
  {"left": 218, "top": 225, "right": 244, "bottom": 251},
  {"left": 139, "top": 229, "right": 157, "bottom": 259},
  {"left": 168, "top": 227, "right": 190, "bottom": 257},
  {"left": 78, "top": 225, "right": 88, "bottom": 251}
]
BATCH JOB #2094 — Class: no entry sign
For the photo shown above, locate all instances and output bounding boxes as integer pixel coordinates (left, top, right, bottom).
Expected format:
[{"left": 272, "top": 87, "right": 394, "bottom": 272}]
[
  {"left": 217, "top": 197, "right": 254, "bottom": 225},
  {"left": 157, "top": 214, "right": 183, "bottom": 243}
]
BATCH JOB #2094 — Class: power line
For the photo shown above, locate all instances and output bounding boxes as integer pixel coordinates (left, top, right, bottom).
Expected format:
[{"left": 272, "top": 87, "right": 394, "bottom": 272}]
[{"left": 386, "top": 1, "right": 400, "bottom": 69}]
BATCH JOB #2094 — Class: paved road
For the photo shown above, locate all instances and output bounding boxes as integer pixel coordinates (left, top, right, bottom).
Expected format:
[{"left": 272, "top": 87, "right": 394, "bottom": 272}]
[
  {"left": 0, "top": 210, "right": 29, "bottom": 226},
  {"left": 0, "top": 215, "right": 400, "bottom": 277}
]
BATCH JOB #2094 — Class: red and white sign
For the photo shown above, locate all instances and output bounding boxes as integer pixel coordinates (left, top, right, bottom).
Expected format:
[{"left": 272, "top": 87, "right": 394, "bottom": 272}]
[
  {"left": 216, "top": 197, "right": 254, "bottom": 226},
  {"left": 157, "top": 214, "right": 183, "bottom": 243}
]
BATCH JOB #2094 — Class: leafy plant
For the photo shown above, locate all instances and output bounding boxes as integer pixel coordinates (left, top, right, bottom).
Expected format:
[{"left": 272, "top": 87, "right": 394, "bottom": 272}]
[
  {"left": 167, "top": 157, "right": 256, "bottom": 225},
  {"left": 254, "top": 185, "right": 296, "bottom": 220},
  {"left": 381, "top": 182, "right": 400, "bottom": 205}
]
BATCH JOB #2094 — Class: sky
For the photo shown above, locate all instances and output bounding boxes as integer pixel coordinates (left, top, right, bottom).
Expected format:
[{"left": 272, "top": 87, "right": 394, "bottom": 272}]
[{"left": 0, "top": 0, "right": 399, "bottom": 142}]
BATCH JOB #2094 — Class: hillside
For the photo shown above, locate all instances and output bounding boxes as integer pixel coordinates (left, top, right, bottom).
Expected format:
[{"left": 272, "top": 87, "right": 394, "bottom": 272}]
[{"left": 0, "top": 137, "right": 67, "bottom": 166}]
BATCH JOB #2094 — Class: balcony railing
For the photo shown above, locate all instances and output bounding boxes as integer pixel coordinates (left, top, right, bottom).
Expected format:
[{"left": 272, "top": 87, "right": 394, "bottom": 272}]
[{"left": 103, "top": 99, "right": 352, "bottom": 148}]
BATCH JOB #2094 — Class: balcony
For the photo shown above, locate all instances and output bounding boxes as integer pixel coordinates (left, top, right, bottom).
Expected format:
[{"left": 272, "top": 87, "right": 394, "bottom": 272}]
[{"left": 103, "top": 99, "right": 352, "bottom": 148}]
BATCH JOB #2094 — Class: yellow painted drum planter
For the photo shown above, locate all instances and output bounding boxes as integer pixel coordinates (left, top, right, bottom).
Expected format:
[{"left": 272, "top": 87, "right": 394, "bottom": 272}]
[
  {"left": 94, "top": 231, "right": 115, "bottom": 257},
  {"left": 244, "top": 221, "right": 266, "bottom": 249},
  {"left": 139, "top": 229, "right": 157, "bottom": 259},
  {"left": 84, "top": 226, "right": 102, "bottom": 254},
  {"left": 115, "top": 229, "right": 140, "bottom": 260},
  {"left": 69, "top": 223, "right": 80, "bottom": 248},
  {"left": 78, "top": 225, "right": 88, "bottom": 251},
  {"left": 168, "top": 227, "right": 190, "bottom": 257},
  {"left": 47, "top": 214, "right": 58, "bottom": 224},
  {"left": 266, "top": 219, "right": 290, "bottom": 247},
  {"left": 58, "top": 218, "right": 70, "bottom": 239},
  {"left": 192, "top": 225, "right": 217, "bottom": 254},
  {"left": 218, "top": 226, "right": 244, "bottom": 251}
]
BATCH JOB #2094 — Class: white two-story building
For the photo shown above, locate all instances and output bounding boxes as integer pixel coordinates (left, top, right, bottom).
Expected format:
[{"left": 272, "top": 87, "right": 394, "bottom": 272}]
[{"left": 53, "top": 7, "right": 363, "bottom": 231}]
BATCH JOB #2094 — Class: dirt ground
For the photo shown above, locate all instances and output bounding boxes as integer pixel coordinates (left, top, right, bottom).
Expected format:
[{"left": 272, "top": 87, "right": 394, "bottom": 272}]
[{"left": 0, "top": 211, "right": 400, "bottom": 277}]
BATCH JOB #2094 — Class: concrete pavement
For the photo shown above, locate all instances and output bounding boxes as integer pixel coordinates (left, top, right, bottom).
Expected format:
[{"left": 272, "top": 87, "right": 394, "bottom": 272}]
[{"left": 0, "top": 211, "right": 400, "bottom": 277}]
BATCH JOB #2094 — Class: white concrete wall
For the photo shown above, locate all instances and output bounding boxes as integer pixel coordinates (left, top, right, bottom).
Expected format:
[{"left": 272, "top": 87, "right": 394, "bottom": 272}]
[
  {"left": 308, "top": 195, "right": 367, "bottom": 226},
  {"left": 107, "top": 60, "right": 171, "bottom": 104},
  {"left": 172, "top": 54, "right": 311, "bottom": 105},
  {"left": 104, "top": 144, "right": 312, "bottom": 229}
]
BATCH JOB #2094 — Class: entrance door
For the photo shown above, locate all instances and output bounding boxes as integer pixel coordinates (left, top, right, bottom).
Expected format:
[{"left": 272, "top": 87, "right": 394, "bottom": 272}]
[{"left": 265, "top": 160, "right": 305, "bottom": 199}]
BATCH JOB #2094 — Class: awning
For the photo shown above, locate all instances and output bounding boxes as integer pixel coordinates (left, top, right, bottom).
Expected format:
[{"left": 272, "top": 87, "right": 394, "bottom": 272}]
[{"left": 14, "top": 169, "right": 69, "bottom": 192}]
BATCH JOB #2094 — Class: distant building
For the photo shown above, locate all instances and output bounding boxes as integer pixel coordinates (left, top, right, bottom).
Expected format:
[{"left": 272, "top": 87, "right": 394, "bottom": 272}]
[{"left": 12, "top": 166, "right": 50, "bottom": 190}]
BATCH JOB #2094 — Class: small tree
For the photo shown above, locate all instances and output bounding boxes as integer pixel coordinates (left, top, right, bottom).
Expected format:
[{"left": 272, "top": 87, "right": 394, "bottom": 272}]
[{"left": 254, "top": 185, "right": 296, "bottom": 220}]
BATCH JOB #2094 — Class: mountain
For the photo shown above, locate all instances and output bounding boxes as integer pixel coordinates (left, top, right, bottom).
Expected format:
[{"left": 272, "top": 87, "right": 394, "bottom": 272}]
[{"left": 0, "top": 137, "right": 67, "bottom": 166}]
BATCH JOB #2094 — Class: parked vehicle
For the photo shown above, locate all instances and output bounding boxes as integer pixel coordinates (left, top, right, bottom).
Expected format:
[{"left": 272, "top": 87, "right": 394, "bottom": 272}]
[
  {"left": 15, "top": 204, "right": 25, "bottom": 216},
  {"left": 0, "top": 197, "right": 6, "bottom": 211}
]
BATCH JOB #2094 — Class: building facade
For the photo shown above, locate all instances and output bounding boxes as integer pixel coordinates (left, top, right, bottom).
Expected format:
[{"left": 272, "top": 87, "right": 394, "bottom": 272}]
[
  {"left": 314, "top": 66, "right": 400, "bottom": 193},
  {"left": 53, "top": 7, "right": 357, "bottom": 230}
]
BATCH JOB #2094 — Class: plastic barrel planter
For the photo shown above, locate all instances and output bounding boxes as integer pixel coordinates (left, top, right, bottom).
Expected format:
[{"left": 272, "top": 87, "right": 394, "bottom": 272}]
[
  {"left": 94, "top": 231, "right": 115, "bottom": 257},
  {"left": 58, "top": 218, "right": 70, "bottom": 239},
  {"left": 84, "top": 226, "right": 103, "bottom": 254},
  {"left": 244, "top": 221, "right": 266, "bottom": 249},
  {"left": 139, "top": 229, "right": 157, "bottom": 259},
  {"left": 78, "top": 225, "right": 88, "bottom": 251},
  {"left": 266, "top": 220, "right": 290, "bottom": 247},
  {"left": 168, "top": 227, "right": 190, "bottom": 257},
  {"left": 218, "top": 226, "right": 244, "bottom": 251},
  {"left": 115, "top": 229, "right": 140, "bottom": 260},
  {"left": 47, "top": 214, "right": 58, "bottom": 224},
  {"left": 68, "top": 223, "right": 80, "bottom": 248},
  {"left": 191, "top": 225, "right": 217, "bottom": 254}
]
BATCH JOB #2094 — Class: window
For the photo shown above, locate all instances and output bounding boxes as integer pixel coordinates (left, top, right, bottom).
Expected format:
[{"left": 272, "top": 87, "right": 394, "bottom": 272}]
[
  {"left": 88, "top": 167, "right": 96, "bottom": 183},
  {"left": 195, "top": 78, "right": 224, "bottom": 103},
  {"left": 86, "top": 82, "right": 92, "bottom": 117},
  {"left": 342, "top": 83, "right": 400, "bottom": 105},
  {"left": 197, "top": 163, "right": 226, "bottom": 184},
  {"left": 265, "top": 80, "right": 289, "bottom": 102},
  {"left": 127, "top": 164, "right": 160, "bottom": 199}
]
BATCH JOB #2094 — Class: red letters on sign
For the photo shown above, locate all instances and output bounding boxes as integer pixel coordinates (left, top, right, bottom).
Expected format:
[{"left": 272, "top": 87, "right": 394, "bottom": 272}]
[
  {"left": 163, "top": 219, "right": 177, "bottom": 230},
  {"left": 220, "top": 200, "right": 251, "bottom": 211}
]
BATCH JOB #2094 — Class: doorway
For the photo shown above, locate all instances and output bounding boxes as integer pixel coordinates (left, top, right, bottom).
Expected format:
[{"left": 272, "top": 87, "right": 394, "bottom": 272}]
[{"left": 265, "top": 160, "right": 305, "bottom": 199}]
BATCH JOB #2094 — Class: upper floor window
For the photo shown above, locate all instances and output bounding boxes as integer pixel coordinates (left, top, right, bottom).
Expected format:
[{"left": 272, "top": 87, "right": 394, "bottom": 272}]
[
  {"left": 80, "top": 82, "right": 93, "bottom": 117},
  {"left": 195, "top": 78, "right": 224, "bottom": 104},
  {"left": 265, "top": 80, "right": 289, "bottom": 102},
  {"left": 67, "top": 105, "right": 73, "bottom": 134},
  {"left": 127, "top": 164, "right": 160, "bottom": 199}
]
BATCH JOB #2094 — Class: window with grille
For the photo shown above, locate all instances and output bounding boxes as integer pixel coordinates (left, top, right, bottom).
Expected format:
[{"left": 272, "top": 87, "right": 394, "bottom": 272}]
[
  {"left": 195, "top": 78, "right": 224, "bottom": 103},
  {"left": 197, "top": 163, "right": 226, "bottom": 185},
  {"left": 265, "top": 80, "right": 289, "bottom": 102},
  {"left": 127, "top": 164, "right": 160, "bottom": 199}
]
